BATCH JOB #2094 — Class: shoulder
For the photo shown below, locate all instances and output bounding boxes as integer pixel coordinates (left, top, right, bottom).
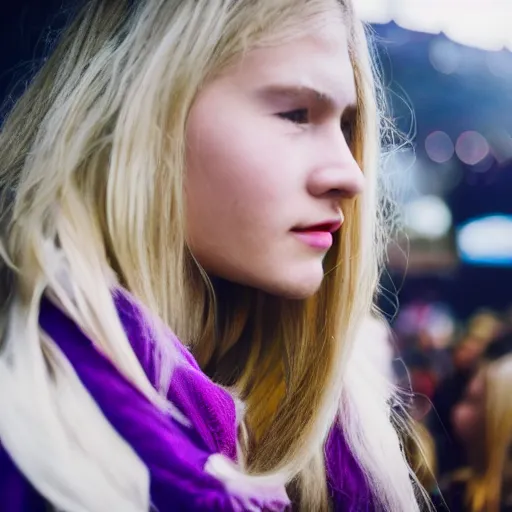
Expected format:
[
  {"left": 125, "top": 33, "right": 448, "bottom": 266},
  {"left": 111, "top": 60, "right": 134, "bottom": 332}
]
[{"left": 37, "top": 294, "right": 289, "bottom": 511}]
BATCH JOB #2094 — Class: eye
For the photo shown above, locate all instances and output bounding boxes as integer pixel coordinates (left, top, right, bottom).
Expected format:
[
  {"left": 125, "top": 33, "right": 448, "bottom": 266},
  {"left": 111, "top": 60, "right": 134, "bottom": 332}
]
[
  {"left": 277, "top": 108, "right": 310, "bottom": 125},
  {"left": 341, "top": 119, "right": 355, "bottom": 147},
  {"left": 341, "top": 106, "right": 357, "bottom": 148}
]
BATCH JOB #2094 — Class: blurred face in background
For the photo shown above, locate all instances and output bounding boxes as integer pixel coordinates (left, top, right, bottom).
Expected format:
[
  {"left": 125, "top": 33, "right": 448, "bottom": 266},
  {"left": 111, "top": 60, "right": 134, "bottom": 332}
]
[
  {"left": 453, "top": 338, "right": 484, "bottom": 372},
  {"left": 452, "top": 369, "right": 486, "bottom": 452}
]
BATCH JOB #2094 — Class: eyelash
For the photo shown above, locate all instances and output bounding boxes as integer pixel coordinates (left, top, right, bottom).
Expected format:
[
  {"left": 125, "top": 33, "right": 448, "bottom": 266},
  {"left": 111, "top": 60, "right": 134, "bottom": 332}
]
[
  {"left": 341, "top": 119, "right": 355, "bottom": 146},
  {"left": 277, "top": 108, "right": 310, "bottom": 125},
  {"left": 277, "top": 108, "right": 356, "bottom": 147}
]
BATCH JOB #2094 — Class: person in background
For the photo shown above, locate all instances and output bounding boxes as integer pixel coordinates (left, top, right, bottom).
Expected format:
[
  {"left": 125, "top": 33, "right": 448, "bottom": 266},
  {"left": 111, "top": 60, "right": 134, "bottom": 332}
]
[
  {"left": 441, "top": 331, "right": 512, "bottom": 511},
  {"left": 429, "top": 331, "right": 490, "bottom": 479},
  {"left": 0, "top": 0, "right": 427, "bottom": 511},
  {"left": 467, "top": 310, "right": 504, "bottom": 347}
]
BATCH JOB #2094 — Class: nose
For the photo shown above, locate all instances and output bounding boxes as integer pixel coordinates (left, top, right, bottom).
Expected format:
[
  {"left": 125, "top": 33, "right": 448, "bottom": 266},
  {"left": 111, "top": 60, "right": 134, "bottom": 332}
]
[{"left": 306, "top": 138, "right": 365, "bottom": 200}]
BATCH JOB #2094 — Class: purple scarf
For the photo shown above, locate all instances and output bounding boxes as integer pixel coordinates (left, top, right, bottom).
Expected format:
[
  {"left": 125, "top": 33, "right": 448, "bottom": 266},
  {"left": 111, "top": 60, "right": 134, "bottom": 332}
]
[{"left": 0, "top": 292, "right": 373, "bottom": 511}]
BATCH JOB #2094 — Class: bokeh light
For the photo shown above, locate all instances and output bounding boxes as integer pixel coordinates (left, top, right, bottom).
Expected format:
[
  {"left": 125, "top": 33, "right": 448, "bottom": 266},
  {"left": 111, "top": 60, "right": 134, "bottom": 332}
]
[
  {"left": 404, "top": 195, "right": 453, "bottom": 240},
  {"left": 455, "top": 131, "right": 490, "bottom": 166},
  {"left": 425, "top": 131, "right": 455, "bottom": 163},
  {"left": 486, "top": 51, "right": 512, "bottom": 78},
  {"left": 429, "top": 39, "right": 461, "bottom": 74},
  {"left": 457, "top": 215, "right": 512, "bottom": 265}
]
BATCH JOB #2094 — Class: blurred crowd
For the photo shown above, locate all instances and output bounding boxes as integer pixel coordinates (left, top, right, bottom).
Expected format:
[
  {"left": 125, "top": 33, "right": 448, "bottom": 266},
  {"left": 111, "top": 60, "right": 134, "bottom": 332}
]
[{"left": 365, "top": 304, "right": 512, "bottom": 511}]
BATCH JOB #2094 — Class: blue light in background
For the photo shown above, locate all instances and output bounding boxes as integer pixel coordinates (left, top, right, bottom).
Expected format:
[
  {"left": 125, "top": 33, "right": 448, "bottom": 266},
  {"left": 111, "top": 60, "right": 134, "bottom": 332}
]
[{"left": 457, "top": 215, "right": 512, "bottom": 266}]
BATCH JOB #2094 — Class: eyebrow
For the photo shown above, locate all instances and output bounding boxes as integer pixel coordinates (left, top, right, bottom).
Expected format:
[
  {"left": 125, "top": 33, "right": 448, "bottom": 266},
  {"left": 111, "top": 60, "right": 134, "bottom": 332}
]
[{"left": 256, "top": 84, "right": 357, "bottom": 112}]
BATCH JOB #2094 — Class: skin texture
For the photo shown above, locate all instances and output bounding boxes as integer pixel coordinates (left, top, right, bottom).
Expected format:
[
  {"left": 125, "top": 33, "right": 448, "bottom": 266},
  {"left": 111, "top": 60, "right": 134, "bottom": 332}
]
[{"left": 185, "top": 15, "right": 364, "bottom": 299}]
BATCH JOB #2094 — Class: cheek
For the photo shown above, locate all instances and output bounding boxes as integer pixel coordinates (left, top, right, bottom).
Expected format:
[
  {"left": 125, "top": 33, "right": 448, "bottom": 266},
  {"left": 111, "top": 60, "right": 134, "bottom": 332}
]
[
  {"left": 192, "top": 153, "right": 281, "bottom": 204},
  {"left": 185, "top": 109, "right": 299, "bottom": 237},
  {"left": 185, "top": 140, "right": 284, "bottom": 250}
]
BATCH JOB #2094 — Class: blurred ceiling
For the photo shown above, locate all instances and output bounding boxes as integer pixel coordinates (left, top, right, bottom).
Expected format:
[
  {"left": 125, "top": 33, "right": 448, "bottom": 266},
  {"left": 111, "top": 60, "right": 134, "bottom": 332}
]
[{"left": 357, "top": 0, "right": 512, "bottom": 51}]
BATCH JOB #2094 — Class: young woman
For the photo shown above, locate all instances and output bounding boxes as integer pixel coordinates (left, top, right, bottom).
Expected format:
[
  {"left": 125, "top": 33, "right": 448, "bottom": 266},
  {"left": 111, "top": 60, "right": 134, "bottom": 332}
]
[
  {"left": 0, "top": 1, "right": 424, "bottom": 510},
  {"left": 446, "top": 332, "right": 512, "bottom": 511}
]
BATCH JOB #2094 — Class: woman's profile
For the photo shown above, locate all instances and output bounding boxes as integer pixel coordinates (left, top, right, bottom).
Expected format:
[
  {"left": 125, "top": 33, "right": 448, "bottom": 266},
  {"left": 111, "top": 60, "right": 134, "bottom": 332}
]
[{"left": 0, "top": 1, "right": 426, "bottom": 510}]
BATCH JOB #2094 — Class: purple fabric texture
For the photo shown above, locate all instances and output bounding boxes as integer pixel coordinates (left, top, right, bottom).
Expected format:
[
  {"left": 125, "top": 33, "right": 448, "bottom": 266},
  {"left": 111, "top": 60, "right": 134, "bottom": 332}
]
[
  {"left": 0, "top": 292, "right": 372, "bottom": 510},
  {"left": 326, "top": 426, "right": 374, "bottom": 511}
]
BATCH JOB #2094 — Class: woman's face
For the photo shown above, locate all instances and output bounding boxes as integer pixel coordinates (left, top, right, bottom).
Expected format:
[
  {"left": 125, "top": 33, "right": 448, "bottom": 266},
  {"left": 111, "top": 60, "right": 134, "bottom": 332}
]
[
  {"left": 452, "top": 369, "right": 487, "bottom": 448},
  {"left": 185, "top": 15, "right": 364, "bottom": 299}
]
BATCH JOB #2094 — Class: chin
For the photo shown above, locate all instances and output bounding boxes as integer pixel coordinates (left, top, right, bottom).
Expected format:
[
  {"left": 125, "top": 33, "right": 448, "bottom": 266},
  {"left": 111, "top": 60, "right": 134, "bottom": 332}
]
[
  {"left": 260, "top": 267, "right": 324, "bottom": 300},
  {"left": 279, "top": 286, "right": 321, "bottom": 300},
  {"left": 213, "top": 261, "right": 325, "bottom": 299}
]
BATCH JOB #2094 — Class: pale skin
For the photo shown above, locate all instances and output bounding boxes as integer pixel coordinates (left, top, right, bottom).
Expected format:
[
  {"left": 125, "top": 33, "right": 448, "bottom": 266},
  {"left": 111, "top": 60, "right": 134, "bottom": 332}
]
[{"left": 185, "top": 15, "right": 364, "bottom": 299}]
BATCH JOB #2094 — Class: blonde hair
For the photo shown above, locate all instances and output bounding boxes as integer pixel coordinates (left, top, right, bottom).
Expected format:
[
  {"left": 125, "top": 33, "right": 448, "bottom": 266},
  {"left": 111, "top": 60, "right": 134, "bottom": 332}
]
[
  {"left": 405, "top": 421, "right": 438, "bottom": 493},
  {"left": 0, "top": 1, "right": 422, "bottom": 510},
  {"left": 465, "top": 355, "right": 512, "bottom": 511}
]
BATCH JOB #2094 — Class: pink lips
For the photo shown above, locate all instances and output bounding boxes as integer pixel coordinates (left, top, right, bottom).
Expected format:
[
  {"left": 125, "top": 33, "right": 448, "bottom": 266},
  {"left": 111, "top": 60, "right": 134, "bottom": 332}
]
[
  {"left": 293, "top": 231, "right": 333, "bottom": 250},
  {"left": 291, "top": 220, "right": 342, "bottom": 251}
]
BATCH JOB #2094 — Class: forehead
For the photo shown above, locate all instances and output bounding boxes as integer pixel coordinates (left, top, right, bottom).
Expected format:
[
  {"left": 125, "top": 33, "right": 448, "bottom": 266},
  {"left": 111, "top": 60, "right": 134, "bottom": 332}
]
[{"left": 228, "top": 16, "right": 356, "bottom": 108}]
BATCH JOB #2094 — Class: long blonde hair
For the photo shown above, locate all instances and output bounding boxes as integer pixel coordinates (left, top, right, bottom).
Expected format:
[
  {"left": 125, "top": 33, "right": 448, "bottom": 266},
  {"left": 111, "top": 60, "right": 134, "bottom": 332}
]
[{"left": 0, "top": 1, "right": 422, "bottom": 510}]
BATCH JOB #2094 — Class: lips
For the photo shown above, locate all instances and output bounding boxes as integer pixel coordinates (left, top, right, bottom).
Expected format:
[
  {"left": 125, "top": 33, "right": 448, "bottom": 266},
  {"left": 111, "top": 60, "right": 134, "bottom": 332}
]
[
  {"left": 291, "top": 219, "right": 342, "bottom": 250},
  {"left": 292, "top": 220, "right": 342, "bottom": 234}
]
